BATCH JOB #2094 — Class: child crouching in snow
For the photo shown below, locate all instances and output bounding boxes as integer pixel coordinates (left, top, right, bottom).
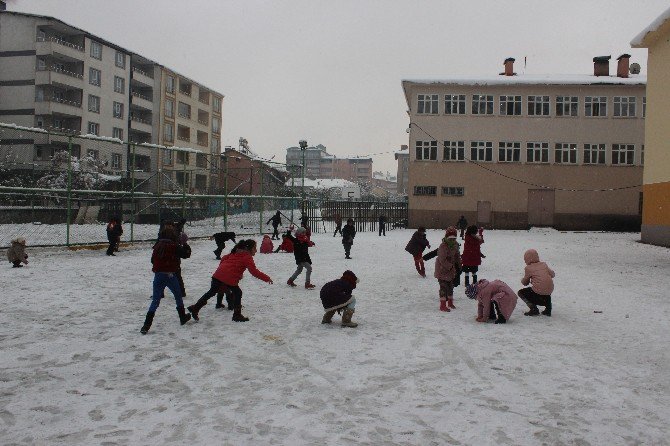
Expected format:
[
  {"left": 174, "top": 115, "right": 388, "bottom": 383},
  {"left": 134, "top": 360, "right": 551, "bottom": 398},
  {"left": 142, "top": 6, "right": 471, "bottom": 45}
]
[
  {"left": 434, "top": 227, "right": 461, "bottom": 312},
  {"left": 7, "top": 237, "right": 29, "bottom": 268},
  {"left": 518, "top": 248, "right": 555, "bottom": 316},
  {"left": 320, "top": 270, "right": 359, "bottom": 327},
  {"left": 260, "top": 234, "right": 274, "bottom": 254},
  {"left": 141, "top": 226, "right": 192, "bottom": 334},
  {"left": 188, "top": 239, "right": 273, "bottom": 322},
  {"left": 466, "top": 279, "right": 517, "bottom": 324}
]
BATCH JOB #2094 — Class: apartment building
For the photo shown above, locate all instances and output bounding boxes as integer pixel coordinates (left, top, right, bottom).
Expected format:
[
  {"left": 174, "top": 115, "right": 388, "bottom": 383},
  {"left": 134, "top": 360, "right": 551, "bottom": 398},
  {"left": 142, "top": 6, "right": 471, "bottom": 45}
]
[
  {"left": 402, "top": 56, "right": 645, "bottom": 230},
  {"left": 217, "top": 147, "right": 287, "bottom": 196},
  {"left": 394, "top": 145, "right": 409, "bottom": 195},
  {"left": 632, "top": 8, "right": 670, "bottom": 246},
  {"left": 0, "top": 10, "right": 224, "bottom": 193},
  {"left": 285, "top": 144, "right": 373, "bottom": 183}
]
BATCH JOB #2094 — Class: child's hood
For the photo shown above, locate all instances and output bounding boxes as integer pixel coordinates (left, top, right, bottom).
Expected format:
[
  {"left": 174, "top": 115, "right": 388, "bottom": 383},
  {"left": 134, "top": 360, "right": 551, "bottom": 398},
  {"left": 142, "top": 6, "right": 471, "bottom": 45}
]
[{"left": 524, "top": 249, "right": 540, "bottom": 265}]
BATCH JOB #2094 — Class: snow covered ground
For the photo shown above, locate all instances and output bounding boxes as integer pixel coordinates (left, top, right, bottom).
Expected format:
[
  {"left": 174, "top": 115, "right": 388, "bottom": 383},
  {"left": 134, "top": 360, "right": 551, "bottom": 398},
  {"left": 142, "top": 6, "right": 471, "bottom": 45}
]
[{"left": 0, "top": 228, "right": 668, "bottom": 445}]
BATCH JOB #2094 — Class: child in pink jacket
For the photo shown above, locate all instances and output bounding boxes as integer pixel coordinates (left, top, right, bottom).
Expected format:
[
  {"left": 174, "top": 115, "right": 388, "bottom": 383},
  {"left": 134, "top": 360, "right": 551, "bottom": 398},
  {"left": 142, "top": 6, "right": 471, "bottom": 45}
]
[
  {"left": 434, "top": 227, "right": 461, "bottom": 312},
  {"left": 518, "top": 249, "right": 555, "bottom": 316},
  {"left": 466, "top": 279, "right": 517, "bottom": 324}
]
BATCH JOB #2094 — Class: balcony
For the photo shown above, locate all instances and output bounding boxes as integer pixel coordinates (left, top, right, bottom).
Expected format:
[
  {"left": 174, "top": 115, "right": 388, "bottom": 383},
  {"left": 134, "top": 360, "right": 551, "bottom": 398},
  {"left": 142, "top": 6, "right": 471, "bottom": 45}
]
[
  {"left": 35, "top": 66, "right": 83, "bottom": 89},
  {"left": 130, "top": 90, "right": 153, "bottom": 110},
  {"left": 130, "top": 115, "right": 152, "bottom": 134},
  {"left": 34, "top": 96, "right": 82, "bottom": 117},
  {"left": 130, "top": 66, "right": 154, "bottom": 87},
  {"left": 36, "top": 36, "right": 84, "bottom": 61}
]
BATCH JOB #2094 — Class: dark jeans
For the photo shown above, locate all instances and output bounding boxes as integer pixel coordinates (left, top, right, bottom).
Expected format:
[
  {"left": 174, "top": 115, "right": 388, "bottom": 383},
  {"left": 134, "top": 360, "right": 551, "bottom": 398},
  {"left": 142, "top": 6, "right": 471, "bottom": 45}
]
[
  {"left": 334, "top": 225, "right": 342, "bottom": 237},
  {"left": 379, "top": 224, "right": 386, "bottom": 236},
  {"left": 518, "top": 287, "right": 552, "bottom": 311},
  {"left": 106, "top": 237, "right": 117, "bottom": 255},
  {"left": 214, "top": 243, "right": 225, "bottom": 258},
  {"left": 197, "top": 278, "right": 242, "bottom": 308},
  {"left": 176, "top": 268, "right": 186, "bottom": 297},
  {"left": 149, "top": 272, "right": 184, "bottom": 312},
  {"left": 271, "top": 225, "right": 279, "bottom": 239},
  {"left": 343, "top": 242, "right": 352, "bottom": 257}
]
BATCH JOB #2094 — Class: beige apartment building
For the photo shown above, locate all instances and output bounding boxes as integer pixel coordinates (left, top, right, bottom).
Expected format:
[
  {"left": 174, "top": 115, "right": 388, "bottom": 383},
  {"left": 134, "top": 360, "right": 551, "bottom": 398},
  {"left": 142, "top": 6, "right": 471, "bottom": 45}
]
[
  {"left": 402, "top": 57, "right": 645, "bottom": 230},
  {"left": 632, "top": 8, "right": 670, "bottom": 247},
  {"left": 0, "top": 10, "right": 223, "bottom": 193}
]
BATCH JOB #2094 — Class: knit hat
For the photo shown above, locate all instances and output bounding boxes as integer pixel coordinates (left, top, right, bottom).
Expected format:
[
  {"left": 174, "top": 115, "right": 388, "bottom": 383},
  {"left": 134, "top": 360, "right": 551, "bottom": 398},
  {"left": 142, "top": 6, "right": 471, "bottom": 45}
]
[
  {"left": 295, "top": 227, "right": 306, "bottom": 236},
  {"left": 13, "top": 237, "right": 26, "bottom": 245},
  {"left": 445, "top": 226, "right": 457, "bottom": 238},
  {"left": 341, "top": 270, "right": 359, "bottom": 286},
  {"left": 465, "top": 283, "right": 478, "bottom": 299}
]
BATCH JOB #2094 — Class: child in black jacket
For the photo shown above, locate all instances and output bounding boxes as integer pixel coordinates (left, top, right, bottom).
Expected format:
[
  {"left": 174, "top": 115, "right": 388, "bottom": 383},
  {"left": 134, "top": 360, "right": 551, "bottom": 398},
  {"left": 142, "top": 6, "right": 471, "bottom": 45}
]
[
  {"left": 286, "top": 227, "right": 316, "bottom": 289},
  {"left": 341, "top": 219, "right": 356, "bottom": 259}
]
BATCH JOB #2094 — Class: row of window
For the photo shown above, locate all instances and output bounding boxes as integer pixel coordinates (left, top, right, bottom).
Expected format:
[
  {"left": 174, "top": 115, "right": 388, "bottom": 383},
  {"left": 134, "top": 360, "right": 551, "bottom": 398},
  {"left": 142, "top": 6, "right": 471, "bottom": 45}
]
[
  {"left": 34, "top": 144, "right": 123, "bottom": 170},
  {"left": 165, "top": 75, "right": 222, "bottom": 113},
  {"left": 414, "top": 186, "right": 464, "bottom": 196},
  {"left": 88, "top": 40, "right": 126, "bottom": 69},
  {"left": 87, "top": 68, "right": 126, "bottom": 95},
  {"left": 163, "top": 123, "right": 220, "bottom": 149},
  {"left": 87, "top": 95, "right": 124, "bottom": 118},
  {"left": 417, "top": 94, "right": 646, "bottom": 118},
  {"left": 416, "top": 140, "right": 643, "bottom": 166}
]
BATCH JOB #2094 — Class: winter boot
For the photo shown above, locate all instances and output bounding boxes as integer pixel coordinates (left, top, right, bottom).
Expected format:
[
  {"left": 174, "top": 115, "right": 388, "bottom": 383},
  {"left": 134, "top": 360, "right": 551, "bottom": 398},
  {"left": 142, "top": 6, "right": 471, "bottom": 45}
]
[
  {"left": 495, "top": 315, "right": 507, "bottom": 324},
  {"left": 187, "top": 299, "right": 207, "bottom": 321},
  {"left": 488, "top": 302, "right": 497, "bottom": 320},
  {"left": 439, "top": 300, "right": 449, "bottom": 312},
  {"left": 305, "top": 282, "right": 315, "bottom": 289},
  {"left": 140, "top": 311, "right": 155, "bottom": 334},
  {"left": 341, "top": 308, "right": 358, "bottom": 327},
  {"left": 215, "top": 293, "right": 225, "bottom": 309},
  {"left": 541, "top": 299, "right": 552, "bottom": 316},
  {"left": 322, "top": 310, "right": 336, "bottom": 324},
  {"left": 447, "top": 298, "right": 456, "bottom": 309},
  {"left": 287, "top": 279, "right": 297, "bottom": 287},
  {"left": 177, "top": 306, "right": 192, "bottom": 325},
  {"left": 232, "top": 306, "right": 249, "bottom": 322},
  {"left": 524, "top": 307, "right": 540, "bottom": 316}
]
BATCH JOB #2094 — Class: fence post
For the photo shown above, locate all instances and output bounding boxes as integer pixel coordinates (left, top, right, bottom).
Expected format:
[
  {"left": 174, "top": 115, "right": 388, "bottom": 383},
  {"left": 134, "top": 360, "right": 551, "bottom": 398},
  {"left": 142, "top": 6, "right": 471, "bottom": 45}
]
[
  {"left": 66, "top": 135, "right": 72, "bottom": 247},
  {"left": 182, "top": 159, "right": 186, "bottom": 218},
  {"left": 259, "top": 165, "right": 264, "bottom": 234},
  {"left": 157, "top": 146, "right": 162, "bottom": 226},
  {"left": 223, "top": 154, "right": 228, "bottom": 231},
  {"left": 290, "top": 172, "right": 295, "bottom": 224},
  {"left": 130, "top": 142, "right": 135, "bottom": 243}
]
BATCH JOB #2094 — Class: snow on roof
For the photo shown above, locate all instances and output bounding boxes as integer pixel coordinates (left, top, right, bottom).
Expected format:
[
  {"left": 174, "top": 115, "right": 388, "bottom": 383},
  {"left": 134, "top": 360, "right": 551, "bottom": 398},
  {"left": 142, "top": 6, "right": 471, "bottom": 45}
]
[
  {"left": 631, "top": 6, "right": 670, "bottom": 47},
  {"left": 402, "top": 74, "right": 646, "bottom": 87},
  {"left": 138, "top": 143, "right": 202, "bottom": 154},
  {"left": 98, "top": 173, "right": 122, "bottom": 181},
  {"left": 284, "top": 178, "right": 357, "bottom": 189}
]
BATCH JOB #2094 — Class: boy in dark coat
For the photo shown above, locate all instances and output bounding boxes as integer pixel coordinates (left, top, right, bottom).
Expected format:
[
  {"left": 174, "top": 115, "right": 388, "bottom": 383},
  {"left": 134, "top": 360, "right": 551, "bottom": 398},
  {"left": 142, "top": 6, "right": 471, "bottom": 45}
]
[
  {"left": 210, "top": 231, "right": 236, "bottom": 259},
  {"left": 341, "top": 218, "right": 356, "bottom": 259},
  {"left": 456, "top": 215, "right": 468, "bottom": 239},
  {"left": 266, "top": 211, "right": 282, "bottom": 240},
  {"left": 286, "top": 227, "right": 316, "bottom": 289},
  {"left": 378, "top": 215, "right": 387, "bottom": 236},
  {"left": 106, "top": 217, "right": 122, "bottom": 256},
  {"left": 320, "top": 270, "right": 359, "bottom": 327},
  {"left": 333, "top": 213, "right": 342, "bottom": 237},
  {"left": 140, "top": 226, "right": 192, "bottom": 334},
  {"left": 405, "top": 227, "right": 431, "bottom": 277}
]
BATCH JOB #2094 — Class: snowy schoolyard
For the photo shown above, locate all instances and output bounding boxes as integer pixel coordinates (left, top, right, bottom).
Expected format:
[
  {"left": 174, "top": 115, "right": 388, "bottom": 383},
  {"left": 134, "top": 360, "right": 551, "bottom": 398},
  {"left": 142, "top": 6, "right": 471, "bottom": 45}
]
[{"left": 0, "top": 228, "right": 669, "bottom": 445}]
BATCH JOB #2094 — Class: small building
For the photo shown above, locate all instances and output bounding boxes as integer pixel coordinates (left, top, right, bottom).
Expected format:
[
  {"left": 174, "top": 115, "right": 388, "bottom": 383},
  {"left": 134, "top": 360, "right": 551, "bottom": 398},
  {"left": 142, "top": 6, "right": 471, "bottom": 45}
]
[
  {"left": 632, "top": 7, "right": 670, "bottom": 246},
  {"left": 285, "top": 144, "right": 372, "bottom": 183},
  {"left": 218, "top": 147, "right": 287, "bottom": 196}
]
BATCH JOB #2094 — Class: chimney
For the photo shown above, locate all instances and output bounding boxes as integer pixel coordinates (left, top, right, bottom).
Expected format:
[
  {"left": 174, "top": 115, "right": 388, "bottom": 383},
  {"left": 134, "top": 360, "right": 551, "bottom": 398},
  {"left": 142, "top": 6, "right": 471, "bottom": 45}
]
[
  {"left": 616, "top": 54, "right": 631, "bottom": 78},
  {"left": 593, "top": 55, "right": 611, "bottom": 77},
  {"left": 500, "top": 57, "right": 515, "bottom": 76}
]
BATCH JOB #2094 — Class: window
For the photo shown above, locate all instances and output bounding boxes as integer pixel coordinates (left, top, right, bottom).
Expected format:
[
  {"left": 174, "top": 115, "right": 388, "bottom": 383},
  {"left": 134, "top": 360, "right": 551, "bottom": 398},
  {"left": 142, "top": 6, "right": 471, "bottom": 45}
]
[
  {"left": 499, "top": 95, "right": 521, "bottom": 116},
  {"left": 470, "top": 141, "right": 493, "bottom": 161},
  {"left": 88, "top": 95, "right": 100, "bottom": 113},
  {"left": 177, "top": 151, "right": 190, "bottom": 164},
  {"left": 612, "top": 144, "right": 635, "bottom": 165},
  {"left": 178, "top": 102, "right": 191, "bottom": 118},
  {"left": 614, "top": 96, "right": 636, "bottom": 117},
  {"left": 528, "top": 95, "right": 550, "bottom": 116},
  {"left": 112, "top": 127, "right": 123, "bottom": 140},
  {"left": 585, "top": 96, "right": 607, "bottom": 117},
  {"left": 87, "top": 122, "right": 99, "bottom": 136},
  {"left": 196, "top": 154, "right": 208, "bottom": 168},
  {"left": 114, "top": 76, "right": 125, "bottom": 93},
  {"left": 641, "top": 144, "right": 645, "bottom": 165},
  {"left": 111, "top": 153, "right": 122, "bottom": 169},
  {"left": 211, "top": 136, "right": 220, "bottom": 152},
  {"left": 442, "top": 186, "right": 464, "bottom": 196},
  {"left": 213, "top": 96, "right": 221, "bottom": 113},
  {"left": 113, "top": 101, "right": 124, "bottom": 119},
  {"left": 527, "top": 142, "right": 549, "bottom": 163},
  {"left": 556, "top": 96, "right": 578, "bottom": 117},
  {"left": 583, "top": 143, "right": 606, "bottom": 165},
  {"left": 179, "top": 80, "right": 192, "bottom": 96},
  {"left": 90, "top": 41, "right": 102, "bottom": 59},
  {"left": 445, "top": 94, "right": 466, "bottom": 115},
  {"left": 643, "top": 97, "right": 646, "bottom": 118},
  {"left": 163, "top": 148, "right": 173, "bottom": 164},
  {"left": 166, "top": 75, "right": 175, "bottom": 94},
  {"left": 89, "top": 68, "right": 101, "bottom": 86},
  {"left": 417, "top": 94, "right": 438, "bottom": 114},
  {"left": 472, "top": 95, "right": 494, "bottom": 115},
  {"left": 415, "top": 141, "right": 437, "bottom": 160},
  {"left": 555, "top": 143, "right": 578, "bottom": 164},
  {"left": 414, "top": 186, "right": 436, "bottom": 196},
  {"left": 165, "top": 99, "right": 174, "bottom": 118},
  {"left": 498, "top": 142, "right": 521, "bottom": 162},
  {"left": 115, "top": 51, "right": 125, "bottom": 68},
  {"left": 443, "top": 140, "right": 465, "bottom": 161},
  {"left": 212, "top": 118, "right": 220, "bottom": 134},
  {"left": 87, "top": 149, "right": 99, "bottom": 159},
  {"left": 164, "top": 123, "right": 174, "bottom": 142},
  {"left": 36, "top": 58, "right": 46, "bottom": 71}
]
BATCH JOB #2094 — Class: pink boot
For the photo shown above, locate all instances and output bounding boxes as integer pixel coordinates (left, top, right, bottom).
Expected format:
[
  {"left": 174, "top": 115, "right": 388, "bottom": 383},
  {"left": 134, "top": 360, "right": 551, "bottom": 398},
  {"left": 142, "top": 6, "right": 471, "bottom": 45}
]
[{"left": 439, "top": 300, "right": 449, "bottom": 312}]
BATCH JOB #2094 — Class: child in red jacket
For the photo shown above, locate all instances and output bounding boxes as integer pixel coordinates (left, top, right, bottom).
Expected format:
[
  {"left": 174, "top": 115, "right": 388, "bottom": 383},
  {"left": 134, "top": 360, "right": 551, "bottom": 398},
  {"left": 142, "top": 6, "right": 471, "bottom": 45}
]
[
  {"left": 187, "top": 239, "right": 273, "bottom": 322},
  {"left": 461, "top": 225, "right": 485, "bottom": 287}
]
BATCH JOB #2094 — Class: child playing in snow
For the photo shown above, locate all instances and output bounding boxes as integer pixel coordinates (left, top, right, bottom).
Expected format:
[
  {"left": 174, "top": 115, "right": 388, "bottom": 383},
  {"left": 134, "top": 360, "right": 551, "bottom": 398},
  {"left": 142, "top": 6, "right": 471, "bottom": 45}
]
[
  {"left": 434, "top": 227, "right": 462, "bottom": 312},
  {"left": 286, "top": 227, "right": 316, "bottom": 289},
  {"left": 210, "top": 231, "right": 236, "bottom": 259},
  {"left": 461, "top": 225, "right": 485, "bottom": 287},
  {"left": 274, "top": 230, "right": 294, "bottom": 253},
  {"left": 342, "top": 218, "right": 356, "bottom": 259},
  {"left": 260, "top": 234, "right": 274, "bottom": 254},
  {"left": 188, "top": 239, "right": 273, "bottom": 322},
  {"left": 405, "top": 227, "right": 431, "bottom": 277},
  {"left": 518, "top": 249, "right": 555, "bottom": 316},
  {"left": 140, "top": 226, "right": 192, "bottom": 334},
  {"left": 7, "top": 237, "right": 28, "bottom": 268},
  {"left": 466, "top": 279, "right": 518, "bottom": 324},
  {"left": 320, "top": 270, "right": 359, "bottom": 327}
]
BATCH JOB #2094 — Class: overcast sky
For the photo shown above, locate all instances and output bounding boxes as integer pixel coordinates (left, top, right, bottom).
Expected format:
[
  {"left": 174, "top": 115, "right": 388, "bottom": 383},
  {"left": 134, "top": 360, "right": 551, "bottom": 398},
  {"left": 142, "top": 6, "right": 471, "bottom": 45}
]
[{"left": 8, "top": 0, "right": 668, "bottom": 173}]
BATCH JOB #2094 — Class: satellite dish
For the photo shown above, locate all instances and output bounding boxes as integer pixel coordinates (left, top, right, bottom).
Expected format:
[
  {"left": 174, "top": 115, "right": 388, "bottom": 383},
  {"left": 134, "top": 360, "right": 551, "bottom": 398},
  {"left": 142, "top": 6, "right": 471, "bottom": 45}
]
[{"left": 630, "top": 63, "right": 641, "bottom": 74}]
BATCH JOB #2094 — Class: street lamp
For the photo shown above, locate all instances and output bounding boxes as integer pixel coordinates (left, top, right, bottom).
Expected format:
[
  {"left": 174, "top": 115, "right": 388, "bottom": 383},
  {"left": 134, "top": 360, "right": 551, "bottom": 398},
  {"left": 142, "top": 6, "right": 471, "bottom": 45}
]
[{"left": 299, "top": 139, "right": 307, "bottom": 214}]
